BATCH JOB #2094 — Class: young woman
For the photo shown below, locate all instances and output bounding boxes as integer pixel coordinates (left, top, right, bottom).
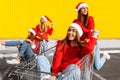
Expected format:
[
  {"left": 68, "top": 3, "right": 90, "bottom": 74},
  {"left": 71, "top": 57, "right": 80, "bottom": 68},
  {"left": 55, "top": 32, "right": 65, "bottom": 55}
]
[
  {"left": 73, "top": 2, "right": 110, "bottom": 70},
  {"left": 51, "top": 23, "right": 98, "bottom": 80},
  {"left": 1, "top": 28, "right": 36, "bottom": 64},
  {"left": 35, "top": 15, "right": 54, "bottom": 56}
]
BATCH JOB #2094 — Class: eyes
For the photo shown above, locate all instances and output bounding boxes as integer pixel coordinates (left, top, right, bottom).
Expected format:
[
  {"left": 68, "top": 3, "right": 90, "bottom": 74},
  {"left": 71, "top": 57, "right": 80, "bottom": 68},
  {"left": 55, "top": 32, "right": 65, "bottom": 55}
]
[
  {"left": 81, "top": 7, "right": 88, "bottom": 10},
  {"left": 68, "top": 28, "right": 77, "bottom": 33}
]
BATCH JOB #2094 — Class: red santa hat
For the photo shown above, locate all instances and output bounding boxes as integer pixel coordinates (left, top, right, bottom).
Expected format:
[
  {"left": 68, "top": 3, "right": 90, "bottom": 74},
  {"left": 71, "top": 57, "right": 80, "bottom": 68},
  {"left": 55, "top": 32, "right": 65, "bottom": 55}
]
[
  {"left": 75, "top": 2, "right": 88, "bottom": 12},
  {"left": 41, "top": 15, "right": 52, "bottom": 23},
  {"left": 69, "top": 23, "right": 83, "bottom": 36},
  {"left": 29, "top": 28, "right": 36, "bottom": 36}
]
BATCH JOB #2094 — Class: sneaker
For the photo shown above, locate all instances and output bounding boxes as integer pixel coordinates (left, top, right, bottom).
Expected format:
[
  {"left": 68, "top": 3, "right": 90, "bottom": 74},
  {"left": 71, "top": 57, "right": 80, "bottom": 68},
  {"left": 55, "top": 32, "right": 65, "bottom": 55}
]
[
  {"left": 103, "top": 52, "right": 110, "bottom": 60},
  {"left": 6, "top": 59, "right": 20, "bottom": 64},
  {"left": 41, "top": 75, "right": 51, "bottom": 80},
  {"left": 92, "top": 30, "right": 100, "bottom": 38}
]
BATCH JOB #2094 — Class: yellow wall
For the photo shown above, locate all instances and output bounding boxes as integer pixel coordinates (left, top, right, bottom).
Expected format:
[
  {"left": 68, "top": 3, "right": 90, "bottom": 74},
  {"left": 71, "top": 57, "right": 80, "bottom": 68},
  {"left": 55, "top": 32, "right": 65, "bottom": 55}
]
[{"left": 0, "top": 0, "right": 120, "bottom": 39}]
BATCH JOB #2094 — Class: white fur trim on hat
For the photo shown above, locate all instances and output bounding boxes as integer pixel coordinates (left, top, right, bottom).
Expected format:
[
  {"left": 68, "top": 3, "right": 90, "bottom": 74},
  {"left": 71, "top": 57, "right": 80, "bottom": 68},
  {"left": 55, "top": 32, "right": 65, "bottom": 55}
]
[
  {"left": 29, "top": 29, "right": 36, "bottom": 36},
  {"left": 70, "top": 23, "right": 83, "bottom": 36},
  {"left": 41, "top": 16, "right": 47, "bottom": 22},
  {"left": 76, "top": 3, "right": 88, "bottom": 12}
]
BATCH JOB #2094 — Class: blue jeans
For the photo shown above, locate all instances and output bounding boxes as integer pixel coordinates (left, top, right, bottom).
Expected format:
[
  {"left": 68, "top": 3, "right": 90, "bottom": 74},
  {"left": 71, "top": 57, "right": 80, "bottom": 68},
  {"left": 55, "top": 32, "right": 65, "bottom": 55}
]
[
  {"left": 39, "top": 40, "right": 48, "bottom": 56},
  {"left": 93, "top": 44, "right": 106, "bottom": 70},
  {"left": 5, "top": 40, "right": 22, "bottom": 46},
  {"left": 57, "top": 64, "right": 81, "bottom": 80},
  {"left": 5, "top": 40, "right": 35, "bottom": 61},
  {"left": 36, "top": 55, "right": 51, "bottom": 78}
]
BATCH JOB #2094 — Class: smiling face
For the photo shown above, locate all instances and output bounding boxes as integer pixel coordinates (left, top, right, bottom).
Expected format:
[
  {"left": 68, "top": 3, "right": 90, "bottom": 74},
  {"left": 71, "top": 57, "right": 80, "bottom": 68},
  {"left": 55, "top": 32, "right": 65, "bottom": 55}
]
[
  {"left": 40, "top": 17, "right": 46, "bottom": 23},
  {"left": 67, "top": 26, "right": 77, "bottom": 41},
  {"left": 81, "top": 7, "right": 88, "bottom": 15}
]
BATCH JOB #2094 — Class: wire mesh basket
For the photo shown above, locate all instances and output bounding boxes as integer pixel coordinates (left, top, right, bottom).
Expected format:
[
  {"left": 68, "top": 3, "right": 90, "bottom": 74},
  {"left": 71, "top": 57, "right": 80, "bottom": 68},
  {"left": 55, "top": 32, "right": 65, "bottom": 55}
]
[{"left": 7, "top": 46, "right": 93, "bottom": 80}]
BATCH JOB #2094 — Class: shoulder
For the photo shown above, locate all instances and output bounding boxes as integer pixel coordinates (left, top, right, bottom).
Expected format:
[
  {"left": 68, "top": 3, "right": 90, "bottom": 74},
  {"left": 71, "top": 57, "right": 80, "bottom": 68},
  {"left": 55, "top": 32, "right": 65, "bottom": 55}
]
[
  {"left": 88, "top": 16, "right": 94, "bottom": 21},
  {"left": 72, "top": 19, "right": 78, "bottom": 23},
  {"left": 56, "top": 40, "right": 62, "bottom": 47}
]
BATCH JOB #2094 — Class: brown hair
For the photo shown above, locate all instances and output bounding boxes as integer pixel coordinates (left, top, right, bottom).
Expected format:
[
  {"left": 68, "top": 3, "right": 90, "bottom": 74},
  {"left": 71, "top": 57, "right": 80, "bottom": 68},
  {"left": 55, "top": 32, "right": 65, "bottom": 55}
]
[
  {"left": 58, "top": 28, "right": 81, "bottom": 50},
  {"left": 77, "top": 9, "right": 88, "bottom": 28}
]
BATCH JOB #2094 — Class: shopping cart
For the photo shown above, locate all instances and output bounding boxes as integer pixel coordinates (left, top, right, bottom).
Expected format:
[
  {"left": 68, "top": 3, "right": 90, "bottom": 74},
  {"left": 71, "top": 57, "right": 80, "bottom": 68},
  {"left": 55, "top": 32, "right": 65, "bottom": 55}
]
[{"left": 7, "top": 46, "right": 93, "bottom": 80}]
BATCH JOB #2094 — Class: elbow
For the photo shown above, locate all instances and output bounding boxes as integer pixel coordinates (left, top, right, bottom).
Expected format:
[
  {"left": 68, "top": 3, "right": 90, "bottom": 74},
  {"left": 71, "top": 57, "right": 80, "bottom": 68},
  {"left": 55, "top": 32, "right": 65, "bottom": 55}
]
[{"left": 86, "top": 47, "right": 93, "bottom": 54}]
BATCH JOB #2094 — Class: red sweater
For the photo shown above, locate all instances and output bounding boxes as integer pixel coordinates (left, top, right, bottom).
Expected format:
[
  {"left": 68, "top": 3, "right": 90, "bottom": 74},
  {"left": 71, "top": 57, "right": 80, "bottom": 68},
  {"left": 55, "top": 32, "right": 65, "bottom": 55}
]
[
  {"left": 51, "top": 37, "right": 97, "bottom": 74},
  {"left": 73, "top": 16, "right": 96, "bottom": 43},
  {"left": 35, "top": 24, "right": 53, "bottom": 42}
]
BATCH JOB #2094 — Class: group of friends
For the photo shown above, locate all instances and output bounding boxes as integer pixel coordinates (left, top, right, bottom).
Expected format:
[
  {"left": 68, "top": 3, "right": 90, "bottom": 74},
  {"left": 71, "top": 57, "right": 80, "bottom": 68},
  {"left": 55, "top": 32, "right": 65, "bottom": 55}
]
[{"left": 0, "top": 2, "right": 111, "bottom": 80}]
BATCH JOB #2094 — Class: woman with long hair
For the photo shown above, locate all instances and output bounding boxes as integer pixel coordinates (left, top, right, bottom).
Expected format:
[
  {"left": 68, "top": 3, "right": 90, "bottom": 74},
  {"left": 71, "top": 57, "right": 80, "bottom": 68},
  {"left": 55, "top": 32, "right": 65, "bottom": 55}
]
[
  {"left": 1, "top": 28, "right": 36, "bottom": 64},
  {"left": 35, "top": 15, "right": 54, "bottom": 56},
  {"left": 73, "top": 2, "right": 110, "bottom": 70},
  {"left": 51, "top": 23, "right": 98, "bottom": 80}
]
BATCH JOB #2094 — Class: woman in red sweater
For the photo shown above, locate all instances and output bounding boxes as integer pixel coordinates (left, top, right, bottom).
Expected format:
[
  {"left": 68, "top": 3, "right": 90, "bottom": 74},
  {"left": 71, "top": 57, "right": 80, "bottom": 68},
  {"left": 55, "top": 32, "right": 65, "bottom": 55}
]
[
  {"left": 73, "top": 2, "right": 110, "bottom": 70},
  {"left": 51, "top": 23, "right": 98, "bottom": 80},
  {"left": 35, "top": 15, "right": 54, "bottom": 55}
]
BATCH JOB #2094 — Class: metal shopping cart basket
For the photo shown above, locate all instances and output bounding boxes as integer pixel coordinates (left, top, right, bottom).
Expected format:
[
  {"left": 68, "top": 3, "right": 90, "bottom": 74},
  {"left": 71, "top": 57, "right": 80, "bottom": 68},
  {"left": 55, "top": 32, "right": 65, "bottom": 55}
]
[
  {"left": 57, "top": 54, "right": 93, "bottom": 80},
  {"left": 7, "top": 46, "right": 56, "bottom": 80},
  {"left": 7, "top": 46, "right": 93, "bottom": 80}
]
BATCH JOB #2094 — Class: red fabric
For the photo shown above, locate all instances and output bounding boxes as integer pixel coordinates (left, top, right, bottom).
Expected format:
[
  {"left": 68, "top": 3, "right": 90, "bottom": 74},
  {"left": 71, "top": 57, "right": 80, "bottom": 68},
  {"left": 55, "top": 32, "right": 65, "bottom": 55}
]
[
  {"left": 73, "top": 16, "right": 95, "bottom": 42},
  {"left": 32, "top": 40, "right": 40, "bottom": 55},
  {"left": 35, "top": 24, "right": 53, "bottom": 42},
  {"left": 51, "top": 38, "right": 97, "bottom": 74}
]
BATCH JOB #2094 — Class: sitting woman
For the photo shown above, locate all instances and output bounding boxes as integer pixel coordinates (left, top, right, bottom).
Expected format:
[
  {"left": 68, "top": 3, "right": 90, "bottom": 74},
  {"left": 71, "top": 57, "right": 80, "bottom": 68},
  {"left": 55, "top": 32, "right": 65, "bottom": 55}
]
[
  {"left": 1, "top": 28, "right": 36, "bottom": 64},
  {"left": 51, "top": 23, "right": 98, "bottom": 80}
]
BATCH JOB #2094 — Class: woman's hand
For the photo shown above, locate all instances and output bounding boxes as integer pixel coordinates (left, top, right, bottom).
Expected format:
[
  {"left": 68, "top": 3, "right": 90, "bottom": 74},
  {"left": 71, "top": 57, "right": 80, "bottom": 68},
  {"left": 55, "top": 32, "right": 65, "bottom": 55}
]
[
  {"left": 36, "top": 36, "right": 43, "bottom": 41},
  {"left": 79, "top": 39, "right": 89, "bottom": 47},
  {"left": 51, "top": 22, "right": 54, "bottom": 28}
]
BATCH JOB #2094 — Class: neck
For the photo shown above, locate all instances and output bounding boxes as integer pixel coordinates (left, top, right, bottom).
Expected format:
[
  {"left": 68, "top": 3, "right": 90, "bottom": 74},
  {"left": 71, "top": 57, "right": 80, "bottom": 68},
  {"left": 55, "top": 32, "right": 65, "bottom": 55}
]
[
  {"left": 70, "top": 40, "right": 77, "bottom": 47},
  {"left": 28, "top": 37, "right": 34, "bottom": 42}
]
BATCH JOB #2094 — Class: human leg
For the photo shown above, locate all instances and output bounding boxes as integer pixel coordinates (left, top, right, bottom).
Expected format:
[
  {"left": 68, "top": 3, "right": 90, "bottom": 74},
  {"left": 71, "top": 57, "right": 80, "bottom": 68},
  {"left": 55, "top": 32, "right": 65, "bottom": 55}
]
[
  {"left": 93, "top": 44, "right": 106, "bottom": 70},
  {"left": 42, "top": 40, "right": 48, "bottom": 56},
  {"left": 6, "top": 41, "right": 34, "bottom": 64},
  {"left": 57, "top": 64, "right": 81, "bottom": 80},
  {"left": 39, "top": 40, "right": 48, "bottom": 55},
  {"left": 36, "top": 55, "right": 51, "bottom": 79},
  {"left": 1, "top": 40, "right": 22, "bottom": 46},
  {"left": 18, "top": 41, "right": 35, "bottom": 61}
]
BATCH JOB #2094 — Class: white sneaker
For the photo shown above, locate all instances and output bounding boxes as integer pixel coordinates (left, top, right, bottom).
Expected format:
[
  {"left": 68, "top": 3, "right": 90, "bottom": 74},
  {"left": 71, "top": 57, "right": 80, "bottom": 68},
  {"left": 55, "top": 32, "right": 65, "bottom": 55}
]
[
  {"left": 6, "top": 59, "right": 20, "bottom": 64},
  {"left": 103, "top": 52, "right": 110, "bottom": 60},
  {"left": 41, "top": 75, "right": 51, "bottom": 80}
]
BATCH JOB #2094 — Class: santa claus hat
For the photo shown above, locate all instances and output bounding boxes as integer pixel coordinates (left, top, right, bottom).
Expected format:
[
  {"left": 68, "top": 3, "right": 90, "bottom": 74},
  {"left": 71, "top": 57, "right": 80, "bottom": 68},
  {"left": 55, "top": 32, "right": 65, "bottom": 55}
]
[
  {"left": 41, "top": 15, "right": 52, "bottom": 23},
  {"left": 29, "top": 28, "right": 36, "bottom": 36},
  {"left": 75, "top": 2, "right": 88, "bottom": 12},
  {"left": 69, "top": 23, "right": 83, "bottom": 36}
]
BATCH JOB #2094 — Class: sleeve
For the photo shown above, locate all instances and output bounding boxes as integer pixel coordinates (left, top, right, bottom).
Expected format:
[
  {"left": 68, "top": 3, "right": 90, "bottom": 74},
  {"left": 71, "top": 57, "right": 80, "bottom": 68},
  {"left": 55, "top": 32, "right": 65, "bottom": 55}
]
[
  {"left": 51, "top": 40, "right": 63, "bottom": 74},
  {"left": 80, "top": 37, "right": 97, "bottom": 58},
  {"left": 47, "top": 26, "right": 53, "bottom": 35},
  {"left": 87, "top": 16, "right": 95, "bottom": 30}
]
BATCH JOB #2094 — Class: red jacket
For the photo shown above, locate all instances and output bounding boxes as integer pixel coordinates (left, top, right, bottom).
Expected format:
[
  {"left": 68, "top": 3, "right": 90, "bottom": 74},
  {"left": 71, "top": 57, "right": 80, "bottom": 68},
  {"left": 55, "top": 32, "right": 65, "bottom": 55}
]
[
  {"left": 51, "top": 37, "right": 97, "bottom": 74},
  {"left": 35, "top": 24, "right": 53, "bottom": 42},
  {"left": 73, "top": 16, "right": 94, "bottom": 39}
]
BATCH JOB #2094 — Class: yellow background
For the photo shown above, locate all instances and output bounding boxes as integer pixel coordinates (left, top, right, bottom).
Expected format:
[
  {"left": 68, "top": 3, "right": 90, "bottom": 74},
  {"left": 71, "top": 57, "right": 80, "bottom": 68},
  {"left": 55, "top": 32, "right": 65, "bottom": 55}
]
[{"left": 0, "top": 0, "right": 120, "bottom": 39}]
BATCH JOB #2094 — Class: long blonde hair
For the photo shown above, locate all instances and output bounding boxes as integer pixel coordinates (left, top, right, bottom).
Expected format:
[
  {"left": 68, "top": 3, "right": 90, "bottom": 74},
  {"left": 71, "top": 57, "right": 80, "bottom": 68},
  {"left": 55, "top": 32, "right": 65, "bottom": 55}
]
[{"left": 39, "top": 23, "right": 48, "bottom": 32}]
